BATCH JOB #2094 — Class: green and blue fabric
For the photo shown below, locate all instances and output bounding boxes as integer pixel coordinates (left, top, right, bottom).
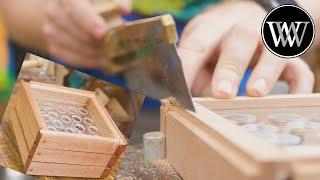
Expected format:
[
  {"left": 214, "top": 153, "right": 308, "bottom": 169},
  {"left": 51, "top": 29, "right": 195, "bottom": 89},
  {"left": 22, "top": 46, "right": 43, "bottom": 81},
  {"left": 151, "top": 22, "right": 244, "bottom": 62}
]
[{"left": 132, "top": 0, "right": 220, "bottom": 21}]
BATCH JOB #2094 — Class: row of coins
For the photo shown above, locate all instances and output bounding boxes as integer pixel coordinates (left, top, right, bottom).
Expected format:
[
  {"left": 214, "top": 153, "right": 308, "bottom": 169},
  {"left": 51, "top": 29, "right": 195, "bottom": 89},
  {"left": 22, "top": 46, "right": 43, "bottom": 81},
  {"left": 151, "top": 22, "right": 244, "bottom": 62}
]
[
  {"left": 38, "top": 100, "right": 100, "bottom": 135},
  {"left": 222, "top": 113, "right": 320, "bottom": 146}
]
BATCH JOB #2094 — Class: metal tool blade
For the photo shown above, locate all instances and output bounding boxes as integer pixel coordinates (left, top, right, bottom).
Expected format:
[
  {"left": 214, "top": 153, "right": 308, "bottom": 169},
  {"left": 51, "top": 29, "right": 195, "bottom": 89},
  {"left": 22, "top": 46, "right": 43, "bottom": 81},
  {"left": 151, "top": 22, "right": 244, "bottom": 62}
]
[
  {"left": 123, "top": 43, "right": 195, "bottom": 111},
  {"left": 0, "top": 167, "right": 34, "bottom": 180}
]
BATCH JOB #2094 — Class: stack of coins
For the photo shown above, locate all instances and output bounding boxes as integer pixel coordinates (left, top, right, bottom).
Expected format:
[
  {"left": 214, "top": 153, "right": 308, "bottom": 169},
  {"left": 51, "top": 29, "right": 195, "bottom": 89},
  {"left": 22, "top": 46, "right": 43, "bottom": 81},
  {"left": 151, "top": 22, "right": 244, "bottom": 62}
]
[
  {"left": 222, "top": 114, "right": 257, "bottom": 125},
  {"left": 37, "top": 98, "right": 101, "bottom": 136},
  {"left": 267, "top": 113, "right": 306, "bottom": 127},
  {"left": 222, "top": 112, "right": 315, "bottom": 146}
]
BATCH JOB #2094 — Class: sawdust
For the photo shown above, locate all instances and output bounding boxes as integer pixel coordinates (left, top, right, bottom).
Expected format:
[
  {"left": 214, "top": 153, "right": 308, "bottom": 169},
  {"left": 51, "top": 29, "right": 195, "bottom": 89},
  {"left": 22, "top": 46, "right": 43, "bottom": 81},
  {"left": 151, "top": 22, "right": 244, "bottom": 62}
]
[{"left": 117, "top": 144, "right": 182, "bottom": 180}]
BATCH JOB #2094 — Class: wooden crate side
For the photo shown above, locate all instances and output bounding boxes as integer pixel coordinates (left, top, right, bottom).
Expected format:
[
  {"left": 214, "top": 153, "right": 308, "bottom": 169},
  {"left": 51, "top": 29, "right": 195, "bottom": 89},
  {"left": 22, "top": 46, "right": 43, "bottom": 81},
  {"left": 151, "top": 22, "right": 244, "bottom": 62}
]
[
  {"left": 291, "top": 161, "right": 320, "bottom": 180},
  {"left": 26, "top": 162, "right": 106, "bottom": 178},
  {"left": 165, "top": 111, "right": 266, "bottom": 180},
  {"left": 15, "top": 82, "right": 41, "bottom": 149},
  {"left": 190, "top": 103, "right": 281, "bottom": 160},
  {"left": 106, "top": 155, "right": 119, "bottom": 168},
  {"left": 194, "top": 94, "right": 320, "bottom": 110},
  {"left": 29, "top": 81, "right": 94, "bottom": 104},
  {"left": 87, "top": 98, "right": 113, "bottom": 138},
  {"left": 100, "top": 167, "right": 112, "bottom": 178},
  {"left": 38, "top": 130, "right": 118, "bottom": 154},
  {"left": 20, "top": 81, "right": 46, "bottom": 128},
  {"left": 32, "top": 148, "right": 113, "bottom": 167},
  {"left": 9, "top": 108, "right": 29, "bottom": 164},
  {"left": 88, "top": 97, "right": 127, "bottom": 146}
]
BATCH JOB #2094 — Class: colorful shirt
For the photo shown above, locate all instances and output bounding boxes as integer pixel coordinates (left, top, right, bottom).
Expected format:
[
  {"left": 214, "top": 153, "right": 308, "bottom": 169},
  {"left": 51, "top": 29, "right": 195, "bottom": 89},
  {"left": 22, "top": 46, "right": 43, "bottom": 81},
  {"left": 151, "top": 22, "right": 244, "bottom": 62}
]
[
  {"left": 0, "top": 15, "right": 14, "bottom": 102},
  {"left": 132, "top": 0, "right": 220, "bottom": 21}
]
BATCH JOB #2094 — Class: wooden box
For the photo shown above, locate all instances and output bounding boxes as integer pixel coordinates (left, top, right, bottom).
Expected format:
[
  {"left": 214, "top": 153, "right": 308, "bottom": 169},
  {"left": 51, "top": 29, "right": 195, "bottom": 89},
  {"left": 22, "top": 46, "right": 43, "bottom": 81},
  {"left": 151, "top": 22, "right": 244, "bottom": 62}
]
[
  {"left": 161, "top": 94, "right": 320, "bottom": 180},
  {"left": 19, "top": 54, "right": 68, "bottom": 86},
  {"left": 10, "top": 81, "right": 127, "bottom": 178}
]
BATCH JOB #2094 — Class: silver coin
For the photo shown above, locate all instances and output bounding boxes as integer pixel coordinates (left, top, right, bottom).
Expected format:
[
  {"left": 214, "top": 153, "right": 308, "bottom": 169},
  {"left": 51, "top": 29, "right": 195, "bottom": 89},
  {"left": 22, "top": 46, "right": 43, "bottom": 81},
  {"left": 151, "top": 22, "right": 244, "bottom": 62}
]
[
  {"left": 242, "top": 124, "right": 279, "bottom": 134},
  {"left": 88, "top": 125, "right": 99, "bottom": 135},
  {"left": 78, "top": 107, "right": 89, "bottom": 116},
  {"left": 266, "top": 134, "right": 302, "bottom": 146},
  {"left": 286, "top": 121, "right": 320, "bottom": 132},
  {"left": 65, "top": 127, "right": 76, "bottom": 134},
  {"left": 74, "top": 123, "right": 86, "bottom": 134},
  {"left": 222, "top": 114, "right": 256, "bottom": 124},
  {"left": 83, "top": 117, "right": 94, "bottom": 125},
  {"left": 52, "top": 120, "right": 64, "bottom": 129},
  {"left": 71, "top": 115, "right": 82, "bottom": 123},
  {"left": 48, "top": 111, "right": 59, "bottom": 119},
  {"left": 268, "top": 113, "right": 305, "bottom": 124},
  {"left": 61, "top": 115, "right": 72, "bottom": 125},
  {"left": 47, "top": 126, "right": 57, "bottom": 132}
]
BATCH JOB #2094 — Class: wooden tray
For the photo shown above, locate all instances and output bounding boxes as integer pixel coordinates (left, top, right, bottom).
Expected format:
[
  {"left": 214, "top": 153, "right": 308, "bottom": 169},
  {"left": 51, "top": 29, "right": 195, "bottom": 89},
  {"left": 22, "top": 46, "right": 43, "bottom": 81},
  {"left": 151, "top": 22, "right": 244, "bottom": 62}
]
[
  {"left": 161, "top": 94, "right": 320, "bottom": 180},
  {"left": 10, "top": 81, "right": 127, "bottom": 178}
]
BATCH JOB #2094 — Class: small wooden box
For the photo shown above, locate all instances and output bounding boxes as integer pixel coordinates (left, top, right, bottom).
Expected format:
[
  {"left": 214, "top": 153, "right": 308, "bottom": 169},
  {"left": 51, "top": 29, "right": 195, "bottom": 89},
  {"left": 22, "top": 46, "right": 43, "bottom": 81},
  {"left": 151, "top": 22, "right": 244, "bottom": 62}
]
[
  {"left": 19, "top": 54, "right": 68, "bottom": 86},
  {"left": 10, "top": 81, "right": 127, "bottom": 178},
  {"left": 161, "top": 94, "right": 320, "bottom": 180}
]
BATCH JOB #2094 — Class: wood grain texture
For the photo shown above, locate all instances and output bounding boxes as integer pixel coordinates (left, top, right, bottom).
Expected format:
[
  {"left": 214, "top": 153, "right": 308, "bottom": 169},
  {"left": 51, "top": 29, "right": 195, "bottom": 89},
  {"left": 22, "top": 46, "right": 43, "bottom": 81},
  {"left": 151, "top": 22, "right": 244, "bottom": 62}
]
[
  {"left": 32, "top": 148, "right": 113, "bottom": 166},
  {"left": 194, "top": 94, "right": 320, "bottom": 110},
  {"left": 88, "top": 97, "right": 127, "bottom": 146},
  {"left": 15, "top": 81, "right": 42, "bottom": 149},
  {"left": 39, "top": 130, "right": 118, "bottom": 154},
  {"left": 8, "top": 81, "right": 127, "bottom": 178},
  {"left": 9, "top": 107, "right": 29, "bottom": 164},
  {"left": 27, "top": 162, "right": 106, "bottom": 178},
  {"left": 162, "top": 95, "right": 320, "bottom": 180},
  {"left": 29, "top": 81, "right": 94, "bottom": 104},
  {"left": 3, "top": 95, "right": 121, "bottom": 179}
]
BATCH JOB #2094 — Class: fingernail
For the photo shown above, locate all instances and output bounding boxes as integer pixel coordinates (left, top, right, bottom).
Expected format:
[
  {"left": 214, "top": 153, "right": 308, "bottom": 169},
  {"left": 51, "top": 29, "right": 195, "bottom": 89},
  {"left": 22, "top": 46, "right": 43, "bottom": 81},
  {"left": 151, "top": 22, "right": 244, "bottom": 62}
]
[
  {"left": 252, "top": 79, "right": 267, "bottom": 95},
  {"left": 217, "top": 80, "right": 233, "bottom": 95}
]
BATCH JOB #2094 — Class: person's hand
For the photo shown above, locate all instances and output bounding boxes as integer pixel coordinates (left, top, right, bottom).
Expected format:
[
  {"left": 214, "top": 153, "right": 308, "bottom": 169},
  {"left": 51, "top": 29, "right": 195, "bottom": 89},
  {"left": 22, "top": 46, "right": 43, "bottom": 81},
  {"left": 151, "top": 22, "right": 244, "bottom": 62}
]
[
  {"left": 43, "top": 0, "right": 130, "bottom": 68},
  {"left": 179, "top": 1, "right": 315, "bottom": 98}
]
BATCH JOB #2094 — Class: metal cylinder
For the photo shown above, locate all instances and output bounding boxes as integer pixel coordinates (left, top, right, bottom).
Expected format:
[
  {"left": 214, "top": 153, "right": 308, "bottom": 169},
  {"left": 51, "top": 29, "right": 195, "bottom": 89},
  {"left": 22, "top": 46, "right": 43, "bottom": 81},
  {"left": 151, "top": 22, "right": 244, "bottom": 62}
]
[{"left": 143, "top": 131, "right": 166, "bottom": 161}]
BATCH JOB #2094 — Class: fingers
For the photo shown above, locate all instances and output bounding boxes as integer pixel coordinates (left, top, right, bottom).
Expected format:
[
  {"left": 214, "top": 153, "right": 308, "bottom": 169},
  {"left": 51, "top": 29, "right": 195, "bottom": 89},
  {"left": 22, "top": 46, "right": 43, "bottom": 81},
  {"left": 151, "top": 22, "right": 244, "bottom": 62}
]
[
  {"left": 60, "top": 0, "right": 108, "bottom": 39},
  {"left": 247, "top": 54, "right": 314, "bottom": 96},
  {"left": 43, "top": 21, "right": 101, "bottom": 60},
  {"left": 211, "top": 25, "right": 260, "bottom": 98},
  {"left": 49, "top": 42, "right": 104, "bottom": 68},
  {"left": 179, "top": 13, "right": 227, "bottom": 92},
  {"left": 281, "top": 59, "right": 315, "bottom": 93},
  {"left": 246, "top": 50, "right": 287, "bottom": 96},
  {"left": 45, "top": 0, "right": 99, "bottom": 45}
]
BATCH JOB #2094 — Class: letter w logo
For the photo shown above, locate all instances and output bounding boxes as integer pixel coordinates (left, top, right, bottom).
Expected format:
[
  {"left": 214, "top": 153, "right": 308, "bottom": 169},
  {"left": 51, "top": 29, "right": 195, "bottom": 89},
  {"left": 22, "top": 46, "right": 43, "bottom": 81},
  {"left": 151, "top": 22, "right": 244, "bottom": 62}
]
[{"left": 266, "top": 22, "right": 309, "bottom": 47}]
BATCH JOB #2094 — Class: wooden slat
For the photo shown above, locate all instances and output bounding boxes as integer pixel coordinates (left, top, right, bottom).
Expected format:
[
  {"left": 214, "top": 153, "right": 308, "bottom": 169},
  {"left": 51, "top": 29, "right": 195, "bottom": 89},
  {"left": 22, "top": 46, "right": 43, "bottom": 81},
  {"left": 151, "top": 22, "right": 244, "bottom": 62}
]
[
  {"left": 87, "top": 98, "right": 113, "bottom": 138},
  {"left": 27, "top": 162, "right": 107, "bottom": 178},
  {"left": 190, "top": 103, "right": 281, "bottom": 160},
  {"left": 33, "top": 148, "right": 113, "bottom": 166},
  {"left": 29, "top": 81, "right": 94, "bottom": 104},
  {"left": 291, "top": 162, "right": 320, "bottom": 180},
  {"left": 15, "top": 81, "right": 43, "bottom": 149},
  {"left": 88, "top": 97, "right": 127, "bottom": 146},
  {"left": 9, "top": 108, "right": 29, "bottom": 164},
  {"left": 194, "top": 94, "right": 320, "bottom": 110},
  {"left": 38, "top": 130, "right": 118, "bottom": 154},
  {"left": 164, "top": 111, "right": 260, "bottom": 180}
]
